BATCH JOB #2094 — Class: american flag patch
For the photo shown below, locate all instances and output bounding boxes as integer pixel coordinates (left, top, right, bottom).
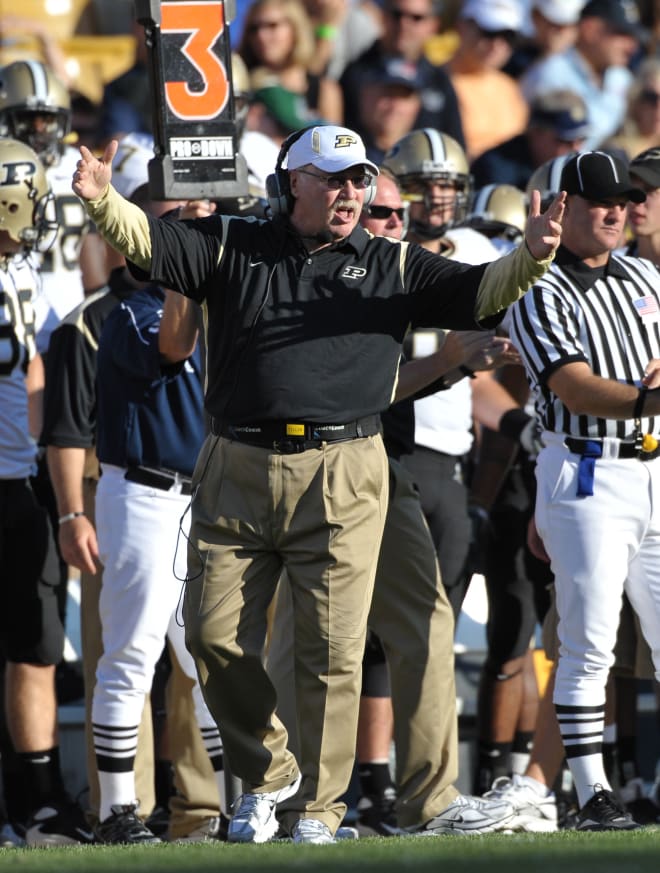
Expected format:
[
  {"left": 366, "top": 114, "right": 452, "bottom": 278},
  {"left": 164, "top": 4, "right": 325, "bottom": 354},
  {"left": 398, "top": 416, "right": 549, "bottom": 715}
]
[{"left": 634, "top": 296, "right": 659, "bottom": 316}]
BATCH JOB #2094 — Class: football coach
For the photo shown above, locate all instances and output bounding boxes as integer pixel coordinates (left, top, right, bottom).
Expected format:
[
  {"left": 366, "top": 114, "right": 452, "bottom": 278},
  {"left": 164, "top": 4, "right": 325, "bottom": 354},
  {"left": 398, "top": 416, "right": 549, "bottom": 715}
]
[{"left": 72, "top": 124, "right": 565, "bottom": 844}]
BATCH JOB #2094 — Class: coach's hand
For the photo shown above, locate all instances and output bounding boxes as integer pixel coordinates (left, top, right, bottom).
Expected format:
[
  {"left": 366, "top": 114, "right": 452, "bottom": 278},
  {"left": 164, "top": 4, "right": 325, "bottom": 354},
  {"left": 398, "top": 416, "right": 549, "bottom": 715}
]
[
  {"left": 524, "top": 189, "right": 566, "bottom": 261},
  {"left": 72, "top": 140, "right": 118, "bottom": 201}
]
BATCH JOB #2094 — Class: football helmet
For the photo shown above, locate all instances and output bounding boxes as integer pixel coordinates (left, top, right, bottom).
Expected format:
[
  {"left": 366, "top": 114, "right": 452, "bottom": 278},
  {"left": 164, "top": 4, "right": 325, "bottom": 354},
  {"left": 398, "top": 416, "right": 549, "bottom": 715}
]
[
  {"left": 466, "top": 184, "right": 527, "bottom": 243},
  {"left": 382, "top": 129, "right": 473, "bottom": 239},
  {"left": 0, "top": 138, "right": 55, "bottom": 247},
  {"left": 526, "top": 153, "right": 578, "bottom": 212},
  {"left": 0, "top": 60, "right": 72, "bottom": 167}
]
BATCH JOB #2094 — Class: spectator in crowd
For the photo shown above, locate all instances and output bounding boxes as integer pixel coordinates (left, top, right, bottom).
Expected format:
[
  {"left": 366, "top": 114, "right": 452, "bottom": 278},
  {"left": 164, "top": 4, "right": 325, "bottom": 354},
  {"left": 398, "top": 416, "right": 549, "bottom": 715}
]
[
  {"left": 99, "top": 20, "right": 152, "bottom": 142},
  {"left": 340, "top": 0, "right": 464, "bottom": 146},
  {"left": 520, "top": 0, "right": 643, "bottom": 149},
  {"left": 505, "top": 0, "right": 584, "bottom": 79},
  {"left": 353, "top": 58, "right": 424, "bottom": 164},
  {"left": 444, "top": 0, "right": 529, "bottom": 161},
  {"left": 238, "top": 0, "right": 343, "bottom": 123},
  {"left": 302, "top": 0, "right": 382, "bottom": 79},
  {"left": 471, "top": 89, "right": 590, "bottom": 189},
  {"left": 72, "top": 122, "right": 564, "bottom": 844},
  {"left": 606, "top": 56, "right": 660, "bottom": 159},
  {"left": 0, "top": 137, "right": 93, "bottom": 847},
  {"left": 249, "top": 80, "right": 325, "bottom": 145}
]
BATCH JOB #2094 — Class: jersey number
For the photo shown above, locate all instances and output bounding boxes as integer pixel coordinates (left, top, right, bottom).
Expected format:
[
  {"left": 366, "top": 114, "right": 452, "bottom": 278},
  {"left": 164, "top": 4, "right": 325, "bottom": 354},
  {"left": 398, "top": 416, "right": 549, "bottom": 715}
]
[{"left": 0, "top": 289, "right": 35, "bottom": 376}]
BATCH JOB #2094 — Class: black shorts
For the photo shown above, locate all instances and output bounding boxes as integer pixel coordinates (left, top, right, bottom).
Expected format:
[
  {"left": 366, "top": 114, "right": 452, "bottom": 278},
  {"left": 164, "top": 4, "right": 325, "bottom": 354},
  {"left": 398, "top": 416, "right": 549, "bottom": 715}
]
[{"left": 0, "top": 478, "right": 64, "bottom": 664}]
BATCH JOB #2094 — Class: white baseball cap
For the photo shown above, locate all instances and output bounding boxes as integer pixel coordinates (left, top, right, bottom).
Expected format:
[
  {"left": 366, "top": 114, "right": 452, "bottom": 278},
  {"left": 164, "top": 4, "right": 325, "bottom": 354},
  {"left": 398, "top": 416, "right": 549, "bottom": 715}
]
[
  {"left": 112, "top": 132, "right": 155, "bottom": 199},
  {"left": 460, "top": 0, "right": 524, "bottom": 31},
  {"left": 533, "top": 0, "right": 584, "bottom": 26},
  {"left": 285, "top": 125, "right": 379, "bottom": 177}
]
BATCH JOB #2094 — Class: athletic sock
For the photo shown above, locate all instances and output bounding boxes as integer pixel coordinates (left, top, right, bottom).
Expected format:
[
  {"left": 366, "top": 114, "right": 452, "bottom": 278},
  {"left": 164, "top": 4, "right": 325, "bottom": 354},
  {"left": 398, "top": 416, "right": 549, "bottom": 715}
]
[
  {"left": 17, "top": 747, "right": 66, "bottom": 811},
  {"left": 358, "top": 761, "right": 394, "bottom": 799},
  {"left": 556, "top": 702, "right": 609, "bottom": 807},
  {"left": 473, "top": 741, "right": 512, "bottom": 795}
]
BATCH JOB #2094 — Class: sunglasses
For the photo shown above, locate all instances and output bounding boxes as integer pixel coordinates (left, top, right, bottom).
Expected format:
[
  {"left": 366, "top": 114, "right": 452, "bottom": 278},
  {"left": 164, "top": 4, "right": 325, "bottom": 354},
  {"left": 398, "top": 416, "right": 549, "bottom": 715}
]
[
  {"left": 476, "top": 26, "right": 517, "bottom": 44},
  {"left": 247, "top": 19, "right": 288, "bottom": 33},
  {"left": 387, "top": 9, "right": 431, "bottom": 23},
  {"left": 296, "top": 168, "right": 374, "bottom": 190},
  {"left": 365, "top": 204, "right": 407, "bottom": 220},
  {"left": 640, "top": 89, "right": 660, "bottom": 106}
]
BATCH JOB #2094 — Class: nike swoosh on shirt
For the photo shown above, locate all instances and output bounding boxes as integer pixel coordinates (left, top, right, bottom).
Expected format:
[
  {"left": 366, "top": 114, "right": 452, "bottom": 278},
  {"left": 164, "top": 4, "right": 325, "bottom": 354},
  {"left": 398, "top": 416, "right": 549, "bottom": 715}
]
[{"left": 249, "top": 260, "right": 264, "bottom": 267}]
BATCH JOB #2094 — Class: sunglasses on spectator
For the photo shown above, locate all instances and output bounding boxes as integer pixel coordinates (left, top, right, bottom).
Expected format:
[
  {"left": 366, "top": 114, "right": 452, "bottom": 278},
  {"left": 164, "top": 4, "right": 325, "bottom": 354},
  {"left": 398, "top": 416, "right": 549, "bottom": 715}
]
[
  {"left": 640, "top": 89, "right": 660, "bottom": 106},
  {"left": 387, "top": 8, "right": 432, "bottom": 23},
  {"left": 247, "top": 19, "right": 288, "bottom": 33},
  {"left": 475, "top": 25, "right": 517, "bottom": 44},
  {"left": 296, "top": 168, "right": 374, "bottom": 190},
  {"left": 364, "top": 204, "right": 407, "bottom": 220}
]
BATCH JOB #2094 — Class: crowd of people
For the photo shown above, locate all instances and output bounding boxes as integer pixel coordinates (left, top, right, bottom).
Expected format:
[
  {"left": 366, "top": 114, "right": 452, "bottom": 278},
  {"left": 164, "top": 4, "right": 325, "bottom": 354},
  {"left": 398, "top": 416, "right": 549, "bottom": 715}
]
[{"left": 0, "top": 0, "right": 659, "bottom": 850}]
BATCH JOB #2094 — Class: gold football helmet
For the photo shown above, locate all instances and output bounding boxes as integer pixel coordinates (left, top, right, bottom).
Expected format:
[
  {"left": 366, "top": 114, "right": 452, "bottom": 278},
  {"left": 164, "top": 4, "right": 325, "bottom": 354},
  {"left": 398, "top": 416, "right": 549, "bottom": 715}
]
[
  {"left": 0, "top": 60, "right": 72, "bottom": 167},
  {"left": 0, "top": 138, "right": 55, "bottom": 246},
  {"left": 382, "top": 129, "right": 473, "bottom": 239},
  {"left": 526, "top": 153, "right": 578, "bottom": 211},
  {"left": 467, "top": 184, "right": 527, "bottom": 243}
]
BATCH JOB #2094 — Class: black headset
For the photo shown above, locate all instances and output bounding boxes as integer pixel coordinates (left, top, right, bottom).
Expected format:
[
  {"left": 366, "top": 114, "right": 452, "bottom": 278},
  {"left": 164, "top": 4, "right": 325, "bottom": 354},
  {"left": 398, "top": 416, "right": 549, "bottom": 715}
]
[{"left": 266, "top": 126, "right": 378, "bottom": 216}]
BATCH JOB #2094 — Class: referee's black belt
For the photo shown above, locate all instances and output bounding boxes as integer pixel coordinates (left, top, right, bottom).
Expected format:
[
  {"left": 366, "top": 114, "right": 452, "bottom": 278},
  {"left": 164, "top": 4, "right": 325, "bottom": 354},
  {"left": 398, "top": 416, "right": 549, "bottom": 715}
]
[
  {"left": 124, "top": 465, "right": 193, "bottom": 495},
  {"left": 565, "top": 437, "right": 660, "bottom": 462},
  {"left": 211, "top": 415, "right": 381, "bottom": 454}
]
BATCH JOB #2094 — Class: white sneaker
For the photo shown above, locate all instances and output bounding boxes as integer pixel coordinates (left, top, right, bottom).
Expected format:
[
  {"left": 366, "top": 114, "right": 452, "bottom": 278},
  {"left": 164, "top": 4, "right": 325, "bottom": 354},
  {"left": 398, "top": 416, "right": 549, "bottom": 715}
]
[
  {"left": 485, "top": 775, "right": 558, "bottom": 833},
  {"left": 228, "top": 773, "right": 301, "bottom": 843},
  {"left": 408, "top": 793, "right": 515, "bottom": 836},
  {"left": 292, "top": 818, "right": 336, "bottom": 844}
]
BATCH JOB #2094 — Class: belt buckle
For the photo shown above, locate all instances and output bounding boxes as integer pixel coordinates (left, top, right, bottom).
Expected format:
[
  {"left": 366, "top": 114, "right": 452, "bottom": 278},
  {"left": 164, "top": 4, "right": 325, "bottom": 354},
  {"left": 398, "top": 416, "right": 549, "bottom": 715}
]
[{"left": 273, "top": 438, "right": 306, "bottom": 454}]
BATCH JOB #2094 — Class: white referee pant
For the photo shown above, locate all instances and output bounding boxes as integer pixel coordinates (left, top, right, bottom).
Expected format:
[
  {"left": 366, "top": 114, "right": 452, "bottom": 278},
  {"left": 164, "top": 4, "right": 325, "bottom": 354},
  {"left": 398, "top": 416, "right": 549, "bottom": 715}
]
[
  {"left": 535, "top": 434, "right": 660, "bottom": 708},
  {"left": 94, "top": 464, "right": 215, "bottom": 733}
]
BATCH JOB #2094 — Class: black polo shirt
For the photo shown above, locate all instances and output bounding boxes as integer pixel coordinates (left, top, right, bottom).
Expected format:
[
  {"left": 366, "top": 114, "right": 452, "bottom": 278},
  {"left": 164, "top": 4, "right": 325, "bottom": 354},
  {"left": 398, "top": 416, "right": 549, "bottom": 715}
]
[{"left": 140, "top": 214, "right": 495, "bottom": 425}]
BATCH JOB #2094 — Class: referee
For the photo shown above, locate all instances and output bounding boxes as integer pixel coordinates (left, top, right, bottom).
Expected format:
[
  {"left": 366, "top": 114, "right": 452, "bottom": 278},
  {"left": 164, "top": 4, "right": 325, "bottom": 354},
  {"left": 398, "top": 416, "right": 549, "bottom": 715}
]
[
  {"left": 508, "top": 150, "right": 660, "bottom": 831},
  {"left": 71, "top": 124, "right": 564, "bottom": 844}
]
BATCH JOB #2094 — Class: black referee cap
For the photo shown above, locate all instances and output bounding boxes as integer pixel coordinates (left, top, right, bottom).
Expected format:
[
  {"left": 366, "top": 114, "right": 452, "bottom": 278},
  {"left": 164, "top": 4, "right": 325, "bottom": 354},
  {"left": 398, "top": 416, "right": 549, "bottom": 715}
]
[{"left": 560, "top": 151, "right": 646, "bottom": 203}]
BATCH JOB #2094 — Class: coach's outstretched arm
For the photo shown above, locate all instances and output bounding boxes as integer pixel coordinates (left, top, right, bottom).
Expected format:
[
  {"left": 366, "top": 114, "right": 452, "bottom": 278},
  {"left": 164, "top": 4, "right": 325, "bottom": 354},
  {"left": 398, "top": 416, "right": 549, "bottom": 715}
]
[
  {"left": 474, "top": 189, "right": 566, "bottom": 319},
  {"left": 72, "top": 140, "right": 155, "bottom": 272}
]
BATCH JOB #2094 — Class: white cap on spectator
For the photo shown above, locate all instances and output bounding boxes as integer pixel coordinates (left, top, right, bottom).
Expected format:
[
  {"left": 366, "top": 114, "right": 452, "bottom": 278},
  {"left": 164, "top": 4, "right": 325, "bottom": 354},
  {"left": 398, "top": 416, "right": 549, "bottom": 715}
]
[
  {"left": 533, "top": 0, "right": 584, "bottom": 26},
  {"left": 460, "top": 0, "right": 524, "bottom": 31},
  {"left": 112, "top": 133, "right": 155, "bottom": 199}
]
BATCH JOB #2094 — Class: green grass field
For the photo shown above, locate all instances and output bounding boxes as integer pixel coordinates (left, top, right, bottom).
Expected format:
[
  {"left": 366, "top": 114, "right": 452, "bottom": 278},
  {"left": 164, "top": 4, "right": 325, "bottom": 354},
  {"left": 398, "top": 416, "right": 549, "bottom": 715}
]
[{"left": 1, "top": 829, "right": 659, "bottom": 873}]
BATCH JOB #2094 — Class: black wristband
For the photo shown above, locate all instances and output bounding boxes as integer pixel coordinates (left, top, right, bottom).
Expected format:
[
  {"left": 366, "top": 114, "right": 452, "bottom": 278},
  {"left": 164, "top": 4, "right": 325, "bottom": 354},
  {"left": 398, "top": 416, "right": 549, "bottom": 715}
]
[
  {"left": 459, "top": 365, "right": 476, "bottom": 378},
  {"left": 498, "top": 408, "right": 532, "bottom": 440},
  {"left": 633, "top": 386, "right": 648, "bottom": 420}
]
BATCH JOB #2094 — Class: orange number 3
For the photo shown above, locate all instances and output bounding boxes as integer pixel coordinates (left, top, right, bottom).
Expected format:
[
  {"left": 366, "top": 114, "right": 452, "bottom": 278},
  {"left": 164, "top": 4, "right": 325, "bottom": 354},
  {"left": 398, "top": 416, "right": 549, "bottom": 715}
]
[{"left": 161, "top": 1, "right": 229, "bottom": 120}]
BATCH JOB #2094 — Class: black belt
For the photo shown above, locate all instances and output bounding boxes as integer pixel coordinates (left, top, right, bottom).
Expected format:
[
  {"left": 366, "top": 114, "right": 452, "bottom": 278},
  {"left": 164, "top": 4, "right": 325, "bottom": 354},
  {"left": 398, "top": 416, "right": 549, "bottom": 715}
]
[
  {"left": 565, "top": 437, "right": 660, "bottom": 462},
  {"left": 211, "top": 416, "right": 381, "bottom": 454},
  {"left": 124, "top": 465, "right": 193, "bottom": 495}
]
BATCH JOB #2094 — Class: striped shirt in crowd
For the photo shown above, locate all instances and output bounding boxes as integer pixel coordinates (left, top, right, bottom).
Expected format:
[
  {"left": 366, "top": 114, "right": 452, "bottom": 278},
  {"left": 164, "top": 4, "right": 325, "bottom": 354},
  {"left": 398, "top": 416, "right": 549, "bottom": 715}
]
[{"left": 507, "top": 250, "right": 660, "bottom": 440}]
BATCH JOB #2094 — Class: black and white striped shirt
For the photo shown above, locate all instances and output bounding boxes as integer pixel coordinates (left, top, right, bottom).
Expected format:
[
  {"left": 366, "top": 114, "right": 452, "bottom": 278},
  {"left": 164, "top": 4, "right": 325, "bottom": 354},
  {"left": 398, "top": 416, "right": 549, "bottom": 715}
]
[{"left": 508, "top": 248, "right": 660, "bottom": 439}]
